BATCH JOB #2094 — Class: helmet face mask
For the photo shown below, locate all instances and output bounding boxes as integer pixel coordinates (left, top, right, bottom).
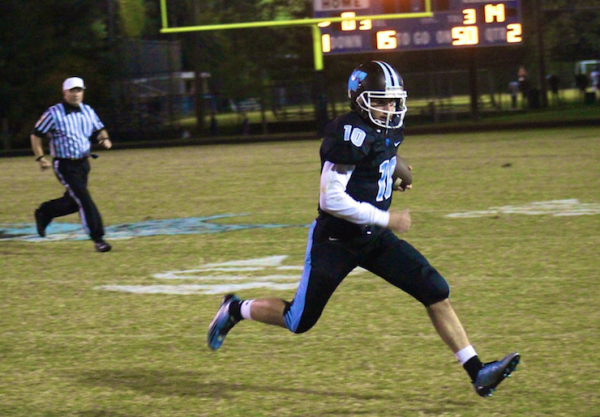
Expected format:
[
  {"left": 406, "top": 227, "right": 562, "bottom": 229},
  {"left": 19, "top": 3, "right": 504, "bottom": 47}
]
[
  {"left": 356, "top": 89, "right": 407, "bottom": 129},
  {"left": 348, "top": 61, "right": 408, "bottom": 129}
]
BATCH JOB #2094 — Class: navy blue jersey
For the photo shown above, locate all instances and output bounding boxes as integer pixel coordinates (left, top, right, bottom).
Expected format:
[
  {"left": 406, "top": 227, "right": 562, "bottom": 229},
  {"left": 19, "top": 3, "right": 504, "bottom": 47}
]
[{"left": 318, "top": 112, "right": 404, "bottom": 237}]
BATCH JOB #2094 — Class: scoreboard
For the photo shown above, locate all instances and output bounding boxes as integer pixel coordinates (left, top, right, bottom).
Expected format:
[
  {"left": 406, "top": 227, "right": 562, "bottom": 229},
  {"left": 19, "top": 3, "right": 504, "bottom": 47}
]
[{"left": 313, "top": 0, "right": 523, "bottom": 54}]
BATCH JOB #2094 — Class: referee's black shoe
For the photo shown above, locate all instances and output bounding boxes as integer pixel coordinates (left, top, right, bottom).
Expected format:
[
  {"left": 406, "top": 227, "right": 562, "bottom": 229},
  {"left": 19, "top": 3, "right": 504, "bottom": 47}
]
[
  {"left": 34, "top": 208, "right": 52, "bottom": 238},
  {"left": 94, "top": 239, "right": 112, "bottom": 253}
]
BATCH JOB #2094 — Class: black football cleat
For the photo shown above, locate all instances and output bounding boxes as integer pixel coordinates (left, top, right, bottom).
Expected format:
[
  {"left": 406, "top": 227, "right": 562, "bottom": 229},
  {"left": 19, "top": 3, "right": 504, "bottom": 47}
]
[
  {"left": 473, "top": 352, "right": 520, "bottom": 397},
  {"left": 94, "top": 239, "right": 112, "bottom": 252},
  {"left": 34, "top": 208, "right": 52, "bottom": 238}
]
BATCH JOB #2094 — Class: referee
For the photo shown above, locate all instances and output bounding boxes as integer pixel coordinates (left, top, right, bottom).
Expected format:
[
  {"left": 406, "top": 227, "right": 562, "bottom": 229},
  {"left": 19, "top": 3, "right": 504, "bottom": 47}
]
[{"left": 31, "top": 77, "right": 113, "bottom": 252}]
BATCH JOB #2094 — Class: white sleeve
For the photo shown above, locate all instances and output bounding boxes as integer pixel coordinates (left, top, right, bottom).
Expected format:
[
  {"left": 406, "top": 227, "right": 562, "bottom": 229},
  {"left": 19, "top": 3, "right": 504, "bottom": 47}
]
[{"left": 319, "top": 161, "right": 390, "bottom": 227}]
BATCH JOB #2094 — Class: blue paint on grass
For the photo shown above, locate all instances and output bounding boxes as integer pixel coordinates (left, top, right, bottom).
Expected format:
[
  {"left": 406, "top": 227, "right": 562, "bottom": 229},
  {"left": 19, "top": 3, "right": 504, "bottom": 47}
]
[{"left": 0, "top": 214, "right": 308, "bottom": 242}]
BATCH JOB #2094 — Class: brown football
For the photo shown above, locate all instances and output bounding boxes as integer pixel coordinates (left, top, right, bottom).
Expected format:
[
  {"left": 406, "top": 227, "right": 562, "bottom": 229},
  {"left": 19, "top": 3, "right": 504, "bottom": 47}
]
[{"left": 393, "top": 155, "right": 412, "bottom": 188}]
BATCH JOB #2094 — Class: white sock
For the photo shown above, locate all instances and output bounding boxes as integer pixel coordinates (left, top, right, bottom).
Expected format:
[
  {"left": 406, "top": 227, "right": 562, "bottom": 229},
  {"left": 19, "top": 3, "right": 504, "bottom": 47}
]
[
  {"left": 455, "top": 345, "right": 477, "bottom": 365},
  {"left": 240, "top": 299, "right": 254, "bottom": 320}
]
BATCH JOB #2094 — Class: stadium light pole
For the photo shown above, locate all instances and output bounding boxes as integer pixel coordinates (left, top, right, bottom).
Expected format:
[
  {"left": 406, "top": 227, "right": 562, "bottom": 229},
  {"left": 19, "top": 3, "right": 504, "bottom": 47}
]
[
  {"left": 106, "top": 0, "right": 117, "bottom": 131},
  {"left": 191, "top": 0, "right": 205, "bottom": 134},
  {"left": 535, "top": 0, "right": 548, "bottom": 108},
  {"left": 468, "top": 49, "right": 480, "bottom": 121}
]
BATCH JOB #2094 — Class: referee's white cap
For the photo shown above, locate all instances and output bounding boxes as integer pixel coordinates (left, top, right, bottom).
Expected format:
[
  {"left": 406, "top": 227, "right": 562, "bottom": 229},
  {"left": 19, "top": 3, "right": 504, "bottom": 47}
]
[{"left": 62, "top": 77, "right": 86, "bottom": 91}]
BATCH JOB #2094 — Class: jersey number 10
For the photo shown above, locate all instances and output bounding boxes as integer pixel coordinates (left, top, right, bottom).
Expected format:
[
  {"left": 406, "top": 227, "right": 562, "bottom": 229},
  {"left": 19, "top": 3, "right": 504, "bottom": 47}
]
[
  {"left": 343, "top": 125, "right": 396, "bottom": 202},
  {"left": 377, "top": 157, "right": 397, "bottom": 202}
]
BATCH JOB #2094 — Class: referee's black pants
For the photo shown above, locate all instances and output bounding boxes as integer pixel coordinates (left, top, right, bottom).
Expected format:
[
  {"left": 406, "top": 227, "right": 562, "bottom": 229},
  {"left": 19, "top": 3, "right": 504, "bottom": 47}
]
[{"left": 39, "top": 158, "right": 105, "bottom": 241}]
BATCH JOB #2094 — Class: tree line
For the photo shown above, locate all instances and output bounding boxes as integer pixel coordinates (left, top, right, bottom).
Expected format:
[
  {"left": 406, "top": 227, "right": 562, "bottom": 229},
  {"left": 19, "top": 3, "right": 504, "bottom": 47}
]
[{"left": 1, "top": 0, "right": 599, "bottom": 146}]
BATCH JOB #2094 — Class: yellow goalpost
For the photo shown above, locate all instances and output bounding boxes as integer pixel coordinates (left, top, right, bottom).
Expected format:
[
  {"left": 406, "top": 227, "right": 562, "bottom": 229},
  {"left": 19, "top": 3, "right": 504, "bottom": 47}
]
[{"left": 158, "top": 0, "right": 432, "bottom": 70}]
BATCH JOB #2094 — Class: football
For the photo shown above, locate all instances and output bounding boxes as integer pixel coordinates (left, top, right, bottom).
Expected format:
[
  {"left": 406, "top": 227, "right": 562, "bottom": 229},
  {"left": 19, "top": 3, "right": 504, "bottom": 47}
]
[{"left": 393, "top": 155, "right": 412, "bottom": 190}]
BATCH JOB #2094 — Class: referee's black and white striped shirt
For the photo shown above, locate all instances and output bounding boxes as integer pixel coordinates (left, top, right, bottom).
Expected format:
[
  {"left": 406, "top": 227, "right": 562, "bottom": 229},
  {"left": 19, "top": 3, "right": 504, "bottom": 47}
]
[{"left": 33, "top": 102, "right": 105, "bottom": 159}]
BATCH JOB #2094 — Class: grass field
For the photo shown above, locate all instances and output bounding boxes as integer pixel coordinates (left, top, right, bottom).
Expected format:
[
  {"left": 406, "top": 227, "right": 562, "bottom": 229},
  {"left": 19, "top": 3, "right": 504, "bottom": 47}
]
[{"left": 1, "top": 126, "right": 599, "bottom": 417}]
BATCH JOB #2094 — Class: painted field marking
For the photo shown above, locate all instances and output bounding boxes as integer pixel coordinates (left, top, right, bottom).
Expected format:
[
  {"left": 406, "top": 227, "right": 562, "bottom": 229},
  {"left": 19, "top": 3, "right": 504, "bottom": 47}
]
[
  {"left": 0, "top": 214, "right": 306, "bottom": 242},
  {"left": 4, "top": 200, "right": 596, "bottom": 243},
  {"left": 445, "top": 199, "right": 600, "bottom": 218},
  {"left": 95, "top": 255, "right": 367, "bottom": 295}
]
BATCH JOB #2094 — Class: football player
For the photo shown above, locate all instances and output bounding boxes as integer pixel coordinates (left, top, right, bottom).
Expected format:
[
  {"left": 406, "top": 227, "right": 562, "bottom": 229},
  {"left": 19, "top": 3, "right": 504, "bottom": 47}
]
[{"left": 208, "top": 61, "right": 519, "bottom": 397}]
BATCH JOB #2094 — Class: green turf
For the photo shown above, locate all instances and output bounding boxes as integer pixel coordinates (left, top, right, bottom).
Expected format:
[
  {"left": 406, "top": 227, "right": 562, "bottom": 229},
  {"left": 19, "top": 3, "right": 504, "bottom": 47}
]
[{"left": 1, "top": 127, "right": 599, "bottom": 416}]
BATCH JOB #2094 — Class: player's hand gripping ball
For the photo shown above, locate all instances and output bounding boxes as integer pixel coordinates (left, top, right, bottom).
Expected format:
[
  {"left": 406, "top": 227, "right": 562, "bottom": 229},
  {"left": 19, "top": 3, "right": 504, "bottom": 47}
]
[{"left": 393, "top": 157, "right": 412, "bottom": 192}]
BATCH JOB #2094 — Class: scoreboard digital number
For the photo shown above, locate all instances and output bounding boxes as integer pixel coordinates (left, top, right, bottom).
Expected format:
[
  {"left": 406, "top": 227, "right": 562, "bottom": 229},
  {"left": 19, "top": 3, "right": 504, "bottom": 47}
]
[{"left": 313, "top": 0, "right": 522, "bottom": 54}]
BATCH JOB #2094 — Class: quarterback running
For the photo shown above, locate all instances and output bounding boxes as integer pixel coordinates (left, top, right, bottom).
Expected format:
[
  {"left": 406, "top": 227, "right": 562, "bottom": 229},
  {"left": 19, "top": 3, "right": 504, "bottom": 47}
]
[{"left": 208, "top": 60, "right": 519, "bottom": 397}]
